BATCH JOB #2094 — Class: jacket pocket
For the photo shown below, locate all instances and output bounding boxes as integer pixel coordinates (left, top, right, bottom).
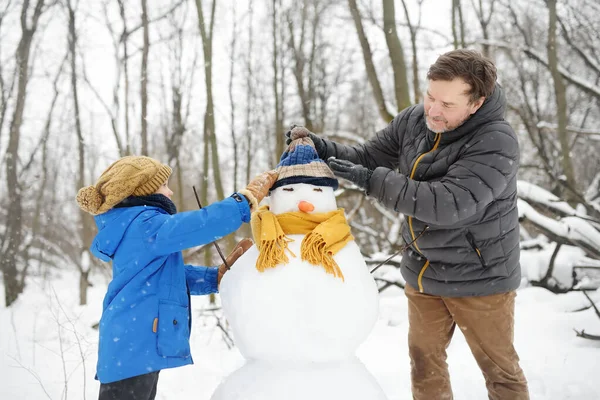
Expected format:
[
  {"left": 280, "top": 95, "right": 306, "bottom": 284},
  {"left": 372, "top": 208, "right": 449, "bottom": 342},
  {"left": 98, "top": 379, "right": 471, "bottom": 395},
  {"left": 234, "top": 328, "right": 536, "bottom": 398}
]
[
  {"left": 465, "top": 231, "right": 487, "bottom": 268},
  {"left": 156, "top": 301, "right": 191, "bottom": 357}
]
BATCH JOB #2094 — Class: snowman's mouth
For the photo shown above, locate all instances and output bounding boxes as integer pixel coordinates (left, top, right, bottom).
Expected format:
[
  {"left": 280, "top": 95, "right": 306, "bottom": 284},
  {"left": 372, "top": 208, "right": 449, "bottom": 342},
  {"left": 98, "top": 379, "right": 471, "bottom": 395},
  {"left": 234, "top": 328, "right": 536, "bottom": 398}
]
[{"left": 298, "top": 201, "right": 315, "bottom": 213}]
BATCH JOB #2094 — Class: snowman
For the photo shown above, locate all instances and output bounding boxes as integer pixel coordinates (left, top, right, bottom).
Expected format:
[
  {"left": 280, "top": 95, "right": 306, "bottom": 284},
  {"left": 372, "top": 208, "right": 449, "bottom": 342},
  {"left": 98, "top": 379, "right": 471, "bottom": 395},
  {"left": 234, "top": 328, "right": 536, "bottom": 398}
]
[{"left": 213, "top": 129, "right": 386, "bottom": 400}]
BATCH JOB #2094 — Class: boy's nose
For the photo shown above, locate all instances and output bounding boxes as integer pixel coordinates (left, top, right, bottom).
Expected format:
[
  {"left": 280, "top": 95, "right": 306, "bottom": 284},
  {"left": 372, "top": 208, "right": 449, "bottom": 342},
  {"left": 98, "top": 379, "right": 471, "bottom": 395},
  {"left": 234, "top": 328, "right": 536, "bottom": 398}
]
[{"left": 298, "top": 201, "right": 315, "bottom": 213}]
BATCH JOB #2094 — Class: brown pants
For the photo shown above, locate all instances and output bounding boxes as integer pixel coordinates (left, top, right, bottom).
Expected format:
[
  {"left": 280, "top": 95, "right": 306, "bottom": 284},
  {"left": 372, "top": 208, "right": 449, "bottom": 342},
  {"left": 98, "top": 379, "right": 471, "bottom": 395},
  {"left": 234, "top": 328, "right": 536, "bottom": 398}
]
[{"left": 405, "top": 284, "right": 529, "bottom": 400}]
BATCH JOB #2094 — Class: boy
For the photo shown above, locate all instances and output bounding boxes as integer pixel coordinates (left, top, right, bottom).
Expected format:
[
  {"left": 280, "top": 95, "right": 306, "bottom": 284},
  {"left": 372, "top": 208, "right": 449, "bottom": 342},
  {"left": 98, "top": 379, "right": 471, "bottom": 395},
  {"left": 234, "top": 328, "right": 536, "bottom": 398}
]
[{"left": 76, "top": 155, "right": 277, "bottom": 400}]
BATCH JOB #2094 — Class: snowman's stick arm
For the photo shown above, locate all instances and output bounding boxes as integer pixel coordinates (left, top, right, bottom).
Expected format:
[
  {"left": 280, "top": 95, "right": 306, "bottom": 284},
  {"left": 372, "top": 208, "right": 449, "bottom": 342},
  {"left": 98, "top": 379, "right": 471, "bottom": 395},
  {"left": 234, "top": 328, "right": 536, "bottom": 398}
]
[
  {"left": 192, "top": 185, "right": 230, "bottom": 270},
  {"left": 369, "top": 226, "right": 430, "bottom": 274}
]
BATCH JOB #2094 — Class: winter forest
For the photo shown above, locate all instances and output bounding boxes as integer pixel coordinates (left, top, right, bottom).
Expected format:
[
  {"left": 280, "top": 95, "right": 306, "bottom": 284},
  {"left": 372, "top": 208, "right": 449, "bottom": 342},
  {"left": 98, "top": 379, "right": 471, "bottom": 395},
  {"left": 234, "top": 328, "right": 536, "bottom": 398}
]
[{"left": 1, "top": 0, "right": 600, "bottom": 399}]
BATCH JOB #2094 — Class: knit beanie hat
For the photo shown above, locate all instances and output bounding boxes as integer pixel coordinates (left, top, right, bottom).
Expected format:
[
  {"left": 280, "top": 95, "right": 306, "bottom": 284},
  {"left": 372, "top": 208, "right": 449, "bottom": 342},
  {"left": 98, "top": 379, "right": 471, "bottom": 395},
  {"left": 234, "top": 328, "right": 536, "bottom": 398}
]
[
  {"left": 76, "top": 155, "right": 172, "bottom": 215},
  {"left": 271, "top": 127, "right": 338, "bottom": 191}
]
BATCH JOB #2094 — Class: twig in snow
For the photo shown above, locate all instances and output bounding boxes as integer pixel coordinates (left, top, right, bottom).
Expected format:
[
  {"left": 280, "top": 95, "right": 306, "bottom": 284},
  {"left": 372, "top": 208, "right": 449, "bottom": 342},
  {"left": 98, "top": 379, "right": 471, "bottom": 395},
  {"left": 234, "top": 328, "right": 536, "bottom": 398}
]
[
  {"left": 10, "top": 308, "right": 22, "bottom": 361},
  {"left": 582, "top": 290, "right": 600, "bottom": 319},
  {"left": 7, "top": 355, "right": 53, "bottom": 400},
  {"left": 52, "top": 286, "right": 88, "bottom": 400}
]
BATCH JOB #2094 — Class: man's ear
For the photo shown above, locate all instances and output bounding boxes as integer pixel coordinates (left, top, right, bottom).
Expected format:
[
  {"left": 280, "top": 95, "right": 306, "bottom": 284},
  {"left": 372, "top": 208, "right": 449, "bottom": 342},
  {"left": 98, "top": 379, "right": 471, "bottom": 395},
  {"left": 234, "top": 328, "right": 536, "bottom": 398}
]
[{"left": 470, "top": 97, "right": 485, "bottom": 114}]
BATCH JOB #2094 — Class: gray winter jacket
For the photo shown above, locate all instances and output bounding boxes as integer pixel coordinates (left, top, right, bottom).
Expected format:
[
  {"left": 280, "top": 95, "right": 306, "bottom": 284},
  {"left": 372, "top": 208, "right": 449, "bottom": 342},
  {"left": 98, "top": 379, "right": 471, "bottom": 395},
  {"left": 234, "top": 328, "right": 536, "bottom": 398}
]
[{"left": 321, "top": 85, "right": 521, "bottom": 297}]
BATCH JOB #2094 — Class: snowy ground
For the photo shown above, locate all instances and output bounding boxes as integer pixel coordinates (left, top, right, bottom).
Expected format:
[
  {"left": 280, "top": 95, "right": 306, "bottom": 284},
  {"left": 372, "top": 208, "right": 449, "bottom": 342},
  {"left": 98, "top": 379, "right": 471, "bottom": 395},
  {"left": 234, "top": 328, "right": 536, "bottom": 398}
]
[{"left": 1, "top": 271, "right": 600, "bottom": 400}]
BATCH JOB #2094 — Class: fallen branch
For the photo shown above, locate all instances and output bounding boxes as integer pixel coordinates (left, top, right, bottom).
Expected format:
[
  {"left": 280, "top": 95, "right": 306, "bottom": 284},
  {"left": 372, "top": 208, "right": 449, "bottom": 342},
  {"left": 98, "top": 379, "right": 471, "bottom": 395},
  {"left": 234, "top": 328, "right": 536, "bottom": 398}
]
[
  {"left": 573, "top": 291, "right": 600, "bottom": 340},
  {"left": 374, "top": 277, "right": 405, "bottom": 292},
  {"left": 574, "top": 329, "right": 600, "bottom": 340}
]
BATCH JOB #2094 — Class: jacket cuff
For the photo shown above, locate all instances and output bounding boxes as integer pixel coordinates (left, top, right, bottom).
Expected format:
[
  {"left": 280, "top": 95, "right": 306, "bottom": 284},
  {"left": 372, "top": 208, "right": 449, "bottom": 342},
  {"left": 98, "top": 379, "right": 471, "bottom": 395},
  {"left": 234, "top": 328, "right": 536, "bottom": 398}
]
[
  {"left": 368, "top": 167, "right": 392, "bottom": 198},
  {"left": 230, "top": 192, "right": 252, "bottom": 222},
  {"left": 206, "top": 267, "right": 219, "bottom": 294},
  {"left": 237, "top": 189, "right": 258, "bottom": 212}
]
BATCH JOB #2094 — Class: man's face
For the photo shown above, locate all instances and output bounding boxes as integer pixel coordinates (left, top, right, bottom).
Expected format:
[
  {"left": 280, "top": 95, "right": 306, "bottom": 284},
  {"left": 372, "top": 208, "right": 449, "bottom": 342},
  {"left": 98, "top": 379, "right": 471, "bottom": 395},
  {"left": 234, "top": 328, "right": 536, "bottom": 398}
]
[{"left": 423, "top": 78, "right": 485, "bottom": 133}]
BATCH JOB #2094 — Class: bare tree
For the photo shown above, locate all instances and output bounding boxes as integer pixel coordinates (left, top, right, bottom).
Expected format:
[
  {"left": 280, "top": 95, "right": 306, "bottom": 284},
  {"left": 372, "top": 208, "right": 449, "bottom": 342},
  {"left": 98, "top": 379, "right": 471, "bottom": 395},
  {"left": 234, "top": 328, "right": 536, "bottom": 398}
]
[
  {"left": 546, "top": 0, "right": 576, "bottom": 205},
  {"left": 159, "top": 2, "right": 199, "bottom": 210},
  {"left": 271, "top": 0, "right": 285, "bottom": 164},
  {"left": 66, "top": 0, "right": 94, "bottom": 305},
  {"left": 140, "top": 0, "right": 149, "bottom": 155},
  {"left": 286, "top": 0, "right": 316, "bottom": 131},
  {"left": 195, "top": 0, "right": 225, "bottom": 202},
  {"left": 382, "top": 0, "right": 411, "bottom": 110},
  {"left": 228, "top": 3, "right": 240, "bottom": 191},
  {"left": 2, "top": 0, "right": 47, "bottom": 307},
  {"left": 347, "top": 0, "right": 394, "bottom": 122},
  {"left": 451, "top": 0, "right": 466, "bottom": 49},
  {"left": 0, "top": 0, "right": 17, "bottom": 145},
  {"left": 470, "top": 0, "right": 496, "bottom": 57},
  {"left": 245, "top": 0, "right": 255, "bottom": 183},
  {"left": 400, "top": 0, "right": 424, "bottom": 103}
]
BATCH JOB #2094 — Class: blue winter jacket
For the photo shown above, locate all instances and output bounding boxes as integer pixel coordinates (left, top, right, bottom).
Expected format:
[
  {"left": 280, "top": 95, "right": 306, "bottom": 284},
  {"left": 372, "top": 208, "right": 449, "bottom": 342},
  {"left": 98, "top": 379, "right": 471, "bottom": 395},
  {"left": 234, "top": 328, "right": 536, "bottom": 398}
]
[{"left": 91, "top": 195, "right": 251, "bottom": 383}]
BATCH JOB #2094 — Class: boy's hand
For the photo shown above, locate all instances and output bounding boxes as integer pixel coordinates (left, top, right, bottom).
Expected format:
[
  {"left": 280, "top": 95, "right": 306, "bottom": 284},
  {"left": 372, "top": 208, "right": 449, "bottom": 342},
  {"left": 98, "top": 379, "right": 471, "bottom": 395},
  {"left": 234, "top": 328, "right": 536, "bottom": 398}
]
[
  {"left": 240, "top": 170, "right": 279, "bottom": 210},
  {"left": 218, "top": 238, "right": 254, "bottom": 286}
]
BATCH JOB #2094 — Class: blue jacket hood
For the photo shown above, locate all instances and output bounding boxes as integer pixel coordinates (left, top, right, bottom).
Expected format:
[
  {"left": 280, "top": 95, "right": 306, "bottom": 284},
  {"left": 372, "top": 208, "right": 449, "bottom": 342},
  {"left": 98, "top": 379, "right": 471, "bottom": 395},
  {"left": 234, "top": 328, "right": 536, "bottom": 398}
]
[{"left": 91, "top": 207, "right": 149, "bottom": 262}]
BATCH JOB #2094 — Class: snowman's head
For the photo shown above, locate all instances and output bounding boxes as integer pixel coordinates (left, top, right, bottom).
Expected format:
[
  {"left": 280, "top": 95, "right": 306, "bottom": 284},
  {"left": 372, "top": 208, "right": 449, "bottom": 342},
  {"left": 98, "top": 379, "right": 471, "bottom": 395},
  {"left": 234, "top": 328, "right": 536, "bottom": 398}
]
[{"left": 270, "top": 183, "right": 337, "bottom": 215}]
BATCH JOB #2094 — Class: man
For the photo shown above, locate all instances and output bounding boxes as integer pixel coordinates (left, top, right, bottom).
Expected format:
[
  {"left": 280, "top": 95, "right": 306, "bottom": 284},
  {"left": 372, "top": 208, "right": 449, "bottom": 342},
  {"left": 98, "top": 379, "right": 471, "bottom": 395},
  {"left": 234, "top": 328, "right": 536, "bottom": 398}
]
[{"left": 286, "top": 49, "right": 529, "bottom": 400}]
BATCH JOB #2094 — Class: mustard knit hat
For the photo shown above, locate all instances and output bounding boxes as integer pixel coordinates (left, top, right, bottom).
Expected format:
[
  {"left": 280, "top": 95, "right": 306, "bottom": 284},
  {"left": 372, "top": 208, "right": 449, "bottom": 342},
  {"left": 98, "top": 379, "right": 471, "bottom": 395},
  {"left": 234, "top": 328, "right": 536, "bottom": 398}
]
[{"left": 76, "top": 155, "right": 172, "bottom": 215}]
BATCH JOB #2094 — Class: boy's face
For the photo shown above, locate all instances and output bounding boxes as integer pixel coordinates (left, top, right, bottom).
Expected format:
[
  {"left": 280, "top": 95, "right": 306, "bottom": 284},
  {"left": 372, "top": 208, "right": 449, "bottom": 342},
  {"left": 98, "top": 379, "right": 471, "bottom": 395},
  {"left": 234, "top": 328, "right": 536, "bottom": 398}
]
[{"left": 155, "top": 180, "right": 173, "bottom": 199}]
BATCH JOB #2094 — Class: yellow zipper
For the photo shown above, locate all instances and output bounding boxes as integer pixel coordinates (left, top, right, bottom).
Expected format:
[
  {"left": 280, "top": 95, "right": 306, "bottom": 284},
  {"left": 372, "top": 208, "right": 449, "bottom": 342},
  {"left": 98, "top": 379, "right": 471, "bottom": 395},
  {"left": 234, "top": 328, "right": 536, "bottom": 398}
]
[
  {"left": 417, "top": 261, "right": 431, "bottom": 292},
  {"left": 409, "top": 132, "right": 441, "bottom": 292}
]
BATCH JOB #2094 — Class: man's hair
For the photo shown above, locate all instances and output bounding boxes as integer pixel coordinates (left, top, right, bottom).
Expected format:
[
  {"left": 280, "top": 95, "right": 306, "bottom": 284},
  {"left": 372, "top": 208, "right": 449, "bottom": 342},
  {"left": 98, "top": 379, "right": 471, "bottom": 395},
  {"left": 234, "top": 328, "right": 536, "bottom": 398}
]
[{"left": 427, "top": 49, "right": 497, "bottom": 104}]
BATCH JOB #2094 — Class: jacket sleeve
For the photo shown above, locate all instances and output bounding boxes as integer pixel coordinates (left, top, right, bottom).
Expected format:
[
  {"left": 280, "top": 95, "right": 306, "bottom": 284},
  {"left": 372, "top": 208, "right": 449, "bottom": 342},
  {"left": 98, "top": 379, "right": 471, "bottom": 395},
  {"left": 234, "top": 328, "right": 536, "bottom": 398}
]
[
  {"left": 184, "top": 265, "right": 219, "bottom": 295},
  {"left": 141, "top": 194, "right": 251, "bottom": 256},
  {"left": 320, "top": 107, "right": 415, "bottom": 170},
  {"left": 368, "top": 126, "right": 519, "bottom": 226}
]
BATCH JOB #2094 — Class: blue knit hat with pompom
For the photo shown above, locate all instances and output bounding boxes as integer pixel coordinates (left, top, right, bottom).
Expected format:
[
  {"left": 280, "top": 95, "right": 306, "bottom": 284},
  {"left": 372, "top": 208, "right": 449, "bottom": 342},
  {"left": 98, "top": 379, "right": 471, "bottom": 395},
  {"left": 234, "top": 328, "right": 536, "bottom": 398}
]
[{"left": 270, "top": 127, "right": 338, "bottom": 191}]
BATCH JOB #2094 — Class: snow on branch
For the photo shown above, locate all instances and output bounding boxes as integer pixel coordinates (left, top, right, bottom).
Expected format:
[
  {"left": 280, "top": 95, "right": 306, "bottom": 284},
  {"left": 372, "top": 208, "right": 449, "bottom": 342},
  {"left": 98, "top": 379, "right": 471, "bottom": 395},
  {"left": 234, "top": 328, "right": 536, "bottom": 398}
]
[
  {"left": 482, "top": 40, "right": 600, "bottom": 99},
  {"left": 518, "top": 181, "right": 578, "bottom": 216},
  {"left": 324, "top": 130, "right": 366, "bottom": 144},
  {"left": 537, "top": 121, "right": 600, "bottom": 139},
  {"left": 518, "top": 198, "right": 600, "bottom": 258}
]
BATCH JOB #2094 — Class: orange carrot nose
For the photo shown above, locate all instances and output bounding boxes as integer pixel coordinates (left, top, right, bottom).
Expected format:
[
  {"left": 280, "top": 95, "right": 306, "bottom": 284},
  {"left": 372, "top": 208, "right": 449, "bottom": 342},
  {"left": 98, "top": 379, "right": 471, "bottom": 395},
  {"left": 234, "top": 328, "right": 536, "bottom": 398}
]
[{"left": 298, "top": 201, "right": 315, "bottom": 213}]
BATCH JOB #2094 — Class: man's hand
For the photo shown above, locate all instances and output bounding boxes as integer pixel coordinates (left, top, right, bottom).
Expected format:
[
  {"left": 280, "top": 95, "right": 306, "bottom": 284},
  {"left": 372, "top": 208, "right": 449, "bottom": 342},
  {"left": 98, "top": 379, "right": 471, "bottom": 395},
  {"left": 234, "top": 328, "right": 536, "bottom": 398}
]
[
  {"left": 327, "top": 158, "right": 373, "bottom": 192},
  {"left": 218, "top": 238, "right": 254, "bottom": 286},
  {"left": 285, "top": 125, "right": 327, "bottom": 159}
]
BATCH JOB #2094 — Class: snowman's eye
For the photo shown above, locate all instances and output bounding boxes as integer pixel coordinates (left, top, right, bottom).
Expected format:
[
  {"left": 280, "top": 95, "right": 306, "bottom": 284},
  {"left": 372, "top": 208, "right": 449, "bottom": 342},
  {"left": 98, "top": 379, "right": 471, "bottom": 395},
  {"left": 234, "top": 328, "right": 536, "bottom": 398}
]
[
  {"left": 283, "top": 188, "right": 294, "bottom": 192},
  {"left": 313, "top": 188, "right": 323, "bottom": 192}
]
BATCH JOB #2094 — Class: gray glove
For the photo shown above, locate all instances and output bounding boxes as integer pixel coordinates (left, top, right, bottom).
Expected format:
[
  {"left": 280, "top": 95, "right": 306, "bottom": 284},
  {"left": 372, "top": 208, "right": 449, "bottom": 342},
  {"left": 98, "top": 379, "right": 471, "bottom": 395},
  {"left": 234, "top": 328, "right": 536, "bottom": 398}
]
[
  {"left": 285, "top": 125, "right": 327, "bottom": 159},
  {"left": 327, "top": 157, "right": 373, "bottom": 192}
]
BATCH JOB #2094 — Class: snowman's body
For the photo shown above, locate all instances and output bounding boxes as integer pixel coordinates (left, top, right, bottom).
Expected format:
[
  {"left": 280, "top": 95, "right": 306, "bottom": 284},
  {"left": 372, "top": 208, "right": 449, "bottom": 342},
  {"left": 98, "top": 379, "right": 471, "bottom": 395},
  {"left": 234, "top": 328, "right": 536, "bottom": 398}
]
[
  {"left": 219, "top": 183, "right": 379, "bottom": 362},
  {"left": 215, "top": 182, "right": 387, "bottom": 399}
]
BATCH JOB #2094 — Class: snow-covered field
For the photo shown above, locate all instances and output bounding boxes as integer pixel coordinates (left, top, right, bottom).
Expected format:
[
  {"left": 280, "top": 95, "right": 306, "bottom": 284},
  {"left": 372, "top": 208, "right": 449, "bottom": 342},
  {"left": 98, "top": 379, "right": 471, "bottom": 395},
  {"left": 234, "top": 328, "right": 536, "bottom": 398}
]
[{"left": 1, "top": 271, "right": 599, "bottom": 400}]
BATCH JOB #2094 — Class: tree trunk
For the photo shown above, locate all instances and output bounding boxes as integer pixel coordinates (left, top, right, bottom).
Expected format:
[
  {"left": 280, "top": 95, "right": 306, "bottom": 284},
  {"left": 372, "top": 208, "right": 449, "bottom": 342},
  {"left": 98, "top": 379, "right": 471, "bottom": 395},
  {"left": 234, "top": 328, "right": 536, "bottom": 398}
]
[
  {"left": 287, "top": 1, "right": 314, "bottom": 131},
  {"left": 229, "top": 3, "right": 239, "bottom": 191},
  {"left": 347, "top": 0, "right": 394, "bottom": 123},
  {"left": 67, "top": 0, "right": 94, "bottom": 305},
  {"left": 118, "top": 0, "right": 131, "bottom": 155},
  {"left": 140, "top": 0, "right": 149, "bottom": 155},
  {"left": 245, "top": 0, "right": 254, "bottom": 183},
  {"left": 452, "top": 0, "right": 466, "bottom": 49},
  {"left": 471, "top": 0, "right": 495, "bottom": 58},
  {"left": 382, "top": 0, "right": 411, "bottom": 110},
  {"left": 272, "top": 0, "right": 285, "bottom": 164},
  {"left": 400, "top": 0, "right": 423, "bottom": 104},
  {"left": 546, "top": 0, "right": 577, "bottom": 204},
  {"left": 195, "top": 0, "right": 225, "bottom": 201},
  {"left": 2, "top": 0, "right": 46, "bottom": 307}
]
